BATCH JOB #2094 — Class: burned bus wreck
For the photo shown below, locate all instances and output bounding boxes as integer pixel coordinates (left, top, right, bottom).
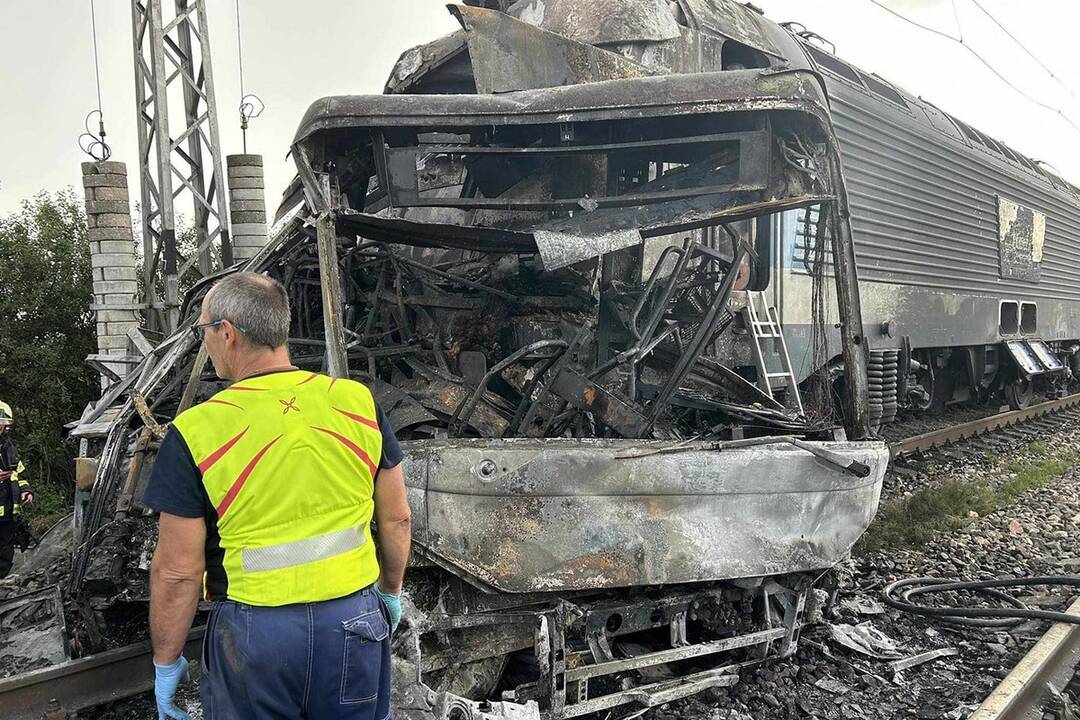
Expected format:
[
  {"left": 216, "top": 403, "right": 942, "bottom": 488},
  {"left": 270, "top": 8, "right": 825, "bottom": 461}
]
[{"left": 50, "top": 3, "right": 889, "bottom": 719}]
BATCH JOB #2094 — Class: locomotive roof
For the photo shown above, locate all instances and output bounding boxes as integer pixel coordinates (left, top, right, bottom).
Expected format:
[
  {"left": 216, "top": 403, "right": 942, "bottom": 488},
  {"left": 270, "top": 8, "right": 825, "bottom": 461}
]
[{"left": 792, "top": 38, "right": 1079, "bottom": 199}]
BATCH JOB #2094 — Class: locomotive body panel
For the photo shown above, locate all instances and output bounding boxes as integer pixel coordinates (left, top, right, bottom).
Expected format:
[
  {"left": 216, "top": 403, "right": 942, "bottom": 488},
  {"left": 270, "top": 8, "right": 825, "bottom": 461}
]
[
  {"left": 403, "top": 438, "right": 887, "bottom": 593},
  {"left": 778, "top": 42, "right": 1080, "bottom": 386}
]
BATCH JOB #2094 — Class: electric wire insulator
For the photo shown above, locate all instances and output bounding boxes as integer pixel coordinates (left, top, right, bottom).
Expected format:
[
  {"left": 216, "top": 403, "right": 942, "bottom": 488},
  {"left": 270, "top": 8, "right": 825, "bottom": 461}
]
[{"left": 78, "top": 110, "right": 112, "bottom": 161}]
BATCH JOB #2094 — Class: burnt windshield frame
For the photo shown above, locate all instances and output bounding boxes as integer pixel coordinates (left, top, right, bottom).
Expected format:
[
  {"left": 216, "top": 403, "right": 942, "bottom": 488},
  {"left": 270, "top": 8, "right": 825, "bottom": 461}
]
[{"left": 372, "top": 128, "right": 772, "bottom": 211}]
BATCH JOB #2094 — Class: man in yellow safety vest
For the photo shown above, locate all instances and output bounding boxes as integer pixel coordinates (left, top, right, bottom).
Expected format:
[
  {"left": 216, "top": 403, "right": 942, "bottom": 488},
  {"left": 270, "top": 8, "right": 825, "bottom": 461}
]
[{"left": 142, "top": 272, "right": 412, "bottom": 720}]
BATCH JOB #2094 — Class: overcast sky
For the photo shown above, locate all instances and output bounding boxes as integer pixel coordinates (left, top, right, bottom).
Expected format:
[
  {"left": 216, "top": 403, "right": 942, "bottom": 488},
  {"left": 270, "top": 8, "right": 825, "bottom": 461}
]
[{"left": 0, "top": 0, "right": 1077, "bottom": 217}]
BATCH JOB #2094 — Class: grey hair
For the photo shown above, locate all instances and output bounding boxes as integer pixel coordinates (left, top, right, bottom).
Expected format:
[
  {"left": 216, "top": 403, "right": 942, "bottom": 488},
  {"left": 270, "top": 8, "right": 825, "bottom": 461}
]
[{"left": 203, "top": 272, "right": 290, "bottom": 348}]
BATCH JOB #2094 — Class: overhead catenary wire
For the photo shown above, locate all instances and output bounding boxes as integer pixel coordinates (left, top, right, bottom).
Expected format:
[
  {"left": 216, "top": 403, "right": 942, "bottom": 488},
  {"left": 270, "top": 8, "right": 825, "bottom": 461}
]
[
  {"left": 90, "top": 0, "right": 104, "bottom": 116},
  {"left": 950, "top": 0, "right": 963, "bottom": 41},
  {"left": 79, "top": 0, "right": 111, "bottom": 161},
  {"left": 968, "top": 0, "right": 1077, "bottom": 100},
  {"left": 235, "top": 0, "right": 245, "bottom": 102},
  {"left": 234, "top": 0, "right": 264, "bottom": 153},
  {"left": 866, "top": 0, "right": 1080, "bottom": 136}
]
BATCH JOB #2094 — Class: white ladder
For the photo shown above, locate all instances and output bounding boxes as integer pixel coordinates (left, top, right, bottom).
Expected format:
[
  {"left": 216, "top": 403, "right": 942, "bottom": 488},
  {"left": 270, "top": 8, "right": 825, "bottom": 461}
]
[{"left": 743, "top": 291, "right": 804, "bottom": 413}]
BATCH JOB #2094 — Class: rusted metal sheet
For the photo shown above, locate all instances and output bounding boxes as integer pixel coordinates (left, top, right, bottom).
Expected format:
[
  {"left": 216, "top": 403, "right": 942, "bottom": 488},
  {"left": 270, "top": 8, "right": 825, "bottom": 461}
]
[
  {"left": 405, "top": 438, "right": 887, "bottom": 593},
  {"left": 547, "top": 368, "right": 653, "bottom": 437},
  {"left": 450, "top": 5, "right": 656, "bottom": 93}
]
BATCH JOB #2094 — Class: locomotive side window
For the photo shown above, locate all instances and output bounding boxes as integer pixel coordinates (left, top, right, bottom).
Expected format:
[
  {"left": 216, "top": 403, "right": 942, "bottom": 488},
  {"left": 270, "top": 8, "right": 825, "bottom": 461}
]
[
  {"left": 1020, "top": 303, "right": 1037, "bottom": 334},
  {"left": 781, "top": 205, "right": 831, "bottom": 275},
  {"left": 998, "top": 144, "right": 1022, "bottom": 165},
  {"left": 963, "top": 120, "right": 1036, "bottom": 175},
  {"left": 1015, "top": 154, "right": 1040, "bottom": 174},
  {"left": 792, "top": 205, "right": 820, "bottom": 272},
  {"left": 999, "top": 301, "right": 1019, "bottom": 335},
  {"left": 1043, "top": 168, "right": 1072, "bottom": 193},
  {"left": 859, "top": 72, "right": 907, "bottom": 108},
  {"left": 920, "top": 102, "right": 965, "bottom": 141},
  {"left": 980, "top": 133, "right": 1009, "bottom": 158},
  {"left": 954, "top": 118, "right": 989, "bottom": 149},
  {"left": 953, "top": 117, "right": 1016, "bottom": 165},
  {"left": 805, "top": 46, "right": 865, "bottom": 87},
  {"left": 722, "top": 40, "right": 771, "bottom": 70}
]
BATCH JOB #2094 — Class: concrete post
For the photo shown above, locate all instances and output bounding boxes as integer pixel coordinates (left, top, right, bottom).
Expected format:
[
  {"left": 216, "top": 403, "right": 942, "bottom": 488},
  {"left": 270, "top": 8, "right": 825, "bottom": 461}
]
[
  {"left": 81, "top": 161, "right": 142, "bottom": 387},
  {"left": 227, "top": 154, "right": 268, "bottom": 262}
]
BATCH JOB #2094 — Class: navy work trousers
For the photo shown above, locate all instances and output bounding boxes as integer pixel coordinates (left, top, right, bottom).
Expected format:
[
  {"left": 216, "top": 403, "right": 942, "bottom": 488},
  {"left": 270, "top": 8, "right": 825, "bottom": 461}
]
[{"left": 201, "top": 586, "right": 392, "bottom": 719}]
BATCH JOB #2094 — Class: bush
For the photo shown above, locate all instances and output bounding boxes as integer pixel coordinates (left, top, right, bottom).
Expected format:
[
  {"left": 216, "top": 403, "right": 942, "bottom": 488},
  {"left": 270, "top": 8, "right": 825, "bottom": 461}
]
[
  {"left": 0, "top": 190, "right": 98, "bottom": 517},
  {"left": 856, "top": 441, "right": 1076, "bottom": 554}
]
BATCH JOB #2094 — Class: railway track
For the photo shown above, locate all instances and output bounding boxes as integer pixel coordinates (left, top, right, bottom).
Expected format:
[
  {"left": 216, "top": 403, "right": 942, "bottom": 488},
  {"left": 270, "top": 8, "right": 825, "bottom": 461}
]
[
  {"left": 889, "top": 393, "right": 1080, "bottom": 458},
  {"left": 0, "top": 627, "right": 204, "bottom": 720},
  {"left": 968, "top": 596, "right": 1080, "bottom": 720},
  {"left": 889, "top": 397, "right": 1080, "bottom": 718}
]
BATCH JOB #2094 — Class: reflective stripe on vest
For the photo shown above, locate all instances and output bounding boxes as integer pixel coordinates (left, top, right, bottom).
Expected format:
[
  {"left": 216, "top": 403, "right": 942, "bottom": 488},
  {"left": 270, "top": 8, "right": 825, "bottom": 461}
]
[
  {"left": 172, "top": 370, "right": 383, "bottom": 606},
  {"left": 242, "top": 523, "right": 366, "bottom": 573}
]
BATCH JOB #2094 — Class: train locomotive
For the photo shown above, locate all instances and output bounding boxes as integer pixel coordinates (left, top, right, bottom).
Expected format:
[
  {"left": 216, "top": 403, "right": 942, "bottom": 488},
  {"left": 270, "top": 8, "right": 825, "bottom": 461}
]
[{"left": 774, "top": 19, "right": 1080, "bottom": 422}]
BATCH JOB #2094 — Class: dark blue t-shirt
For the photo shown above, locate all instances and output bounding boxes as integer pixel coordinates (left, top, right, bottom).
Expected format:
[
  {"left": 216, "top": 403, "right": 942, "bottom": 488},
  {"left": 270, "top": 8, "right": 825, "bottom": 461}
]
[{"left": 142, "top": 404, "right": 404, "bottom": 519}]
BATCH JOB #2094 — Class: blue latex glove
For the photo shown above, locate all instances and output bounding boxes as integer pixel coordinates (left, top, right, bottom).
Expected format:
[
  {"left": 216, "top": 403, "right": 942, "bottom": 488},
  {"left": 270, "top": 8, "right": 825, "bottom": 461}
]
[
  {"left": 154, "top": 656, "right": 192, "bottom": 720},
  {"left": 375, "top": 586, "right": 402, "bottom": 633}
]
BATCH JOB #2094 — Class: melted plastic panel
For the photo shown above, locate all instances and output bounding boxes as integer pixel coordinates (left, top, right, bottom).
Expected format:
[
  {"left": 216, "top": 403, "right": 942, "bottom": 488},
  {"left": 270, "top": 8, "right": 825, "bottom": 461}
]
[{"left": 404, "top": 439, "right": 887, "bottom": 592}]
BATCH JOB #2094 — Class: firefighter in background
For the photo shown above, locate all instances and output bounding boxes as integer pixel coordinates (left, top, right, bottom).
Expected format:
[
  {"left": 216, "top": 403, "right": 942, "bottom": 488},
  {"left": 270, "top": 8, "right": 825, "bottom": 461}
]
[{"left": 0, "top": 401, "right": 32, "bottom": 578}]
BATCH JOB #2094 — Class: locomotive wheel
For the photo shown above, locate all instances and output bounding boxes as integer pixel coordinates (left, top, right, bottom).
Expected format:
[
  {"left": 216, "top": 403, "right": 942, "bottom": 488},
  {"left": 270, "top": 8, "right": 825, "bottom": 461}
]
[
  {"left": 911, "top": 361, "right": 934, "bottom": 412},
  {"left": 929, "top": 361, "right": 956, "bottom": 413},
  {"left": 1005, "top": 378, "right": 1033, "bottom": 410}
]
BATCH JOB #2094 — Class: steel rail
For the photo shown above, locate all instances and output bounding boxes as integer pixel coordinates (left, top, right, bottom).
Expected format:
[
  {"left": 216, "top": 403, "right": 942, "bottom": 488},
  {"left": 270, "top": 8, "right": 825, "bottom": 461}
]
[
  {"left": 968, "top": 596, "right": 1080, "bottom": 720},
  {"left": 889, "top": 392, "right": 1080, "bottom": 458},
  {"left": 0, "top": 626, "right": 205, "bottom": 720}
]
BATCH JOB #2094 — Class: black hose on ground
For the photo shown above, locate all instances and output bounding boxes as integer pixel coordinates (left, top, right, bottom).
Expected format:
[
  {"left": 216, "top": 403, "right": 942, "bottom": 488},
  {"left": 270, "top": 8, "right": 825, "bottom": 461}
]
[{"left": 882, "top": 576, "right": 1080, "bottom": 628}]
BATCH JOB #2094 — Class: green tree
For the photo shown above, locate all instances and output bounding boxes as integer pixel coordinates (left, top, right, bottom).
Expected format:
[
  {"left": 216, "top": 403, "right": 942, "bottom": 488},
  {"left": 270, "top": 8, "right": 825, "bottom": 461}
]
[{"left": 0, "top": 190, "right": 98, "bottom": 516}]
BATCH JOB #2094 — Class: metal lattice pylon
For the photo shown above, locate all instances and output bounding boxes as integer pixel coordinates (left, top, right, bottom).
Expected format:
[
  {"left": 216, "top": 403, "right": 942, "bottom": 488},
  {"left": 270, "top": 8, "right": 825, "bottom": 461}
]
[{"left": 131, "top": 0, "right": 233, "bottom": 332}]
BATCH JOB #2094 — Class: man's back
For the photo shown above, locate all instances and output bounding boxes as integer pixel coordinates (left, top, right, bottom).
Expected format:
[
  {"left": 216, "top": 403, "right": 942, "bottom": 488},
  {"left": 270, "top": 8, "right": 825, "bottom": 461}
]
[{"left": 171, "top": 370, "right": 385, "bottom": 606}]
